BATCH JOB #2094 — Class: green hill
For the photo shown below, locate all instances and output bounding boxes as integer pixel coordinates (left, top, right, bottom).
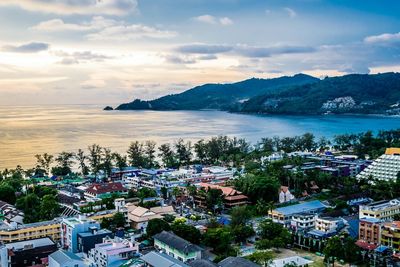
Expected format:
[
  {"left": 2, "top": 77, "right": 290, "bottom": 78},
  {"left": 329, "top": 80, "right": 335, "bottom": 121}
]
[
  {"left": 115, "top": 74, "right": 319, "bottom": 111},
  {"left": 238, "top": 72, "right": 400, "bottom": 115}
]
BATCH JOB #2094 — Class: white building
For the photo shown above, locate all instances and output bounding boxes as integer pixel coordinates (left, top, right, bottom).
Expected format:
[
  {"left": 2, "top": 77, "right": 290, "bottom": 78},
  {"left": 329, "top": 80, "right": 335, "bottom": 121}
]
[
  {"left": 88, "top": 237, "right": 139, "bottom": 267},
  {"left": 271, "top": 256, "right": 313, "bottom": 267},
  {"left": 48, "top": 249, "right": 85, "bottom": 267},
  {"left": 315, "top": 217, "right": 344, "bottom": 234},
  {"left": 357, "top": 148, "right": 400, "bottom": 181},
  {"left": 290, "top": 213, "right": 316, "bottom": 231},
  {"left": 279, "top": 186, "right": 295, "bottom": 203}
]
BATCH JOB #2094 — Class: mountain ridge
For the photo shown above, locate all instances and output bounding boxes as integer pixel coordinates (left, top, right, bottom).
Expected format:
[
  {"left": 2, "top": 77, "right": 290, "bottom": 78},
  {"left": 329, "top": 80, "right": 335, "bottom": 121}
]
[
  {"left": 115, "top": 74, "right": 319, "bottom": 111},
  {"left": 112, "top": 72, "right": 400, "bottom": 115}
]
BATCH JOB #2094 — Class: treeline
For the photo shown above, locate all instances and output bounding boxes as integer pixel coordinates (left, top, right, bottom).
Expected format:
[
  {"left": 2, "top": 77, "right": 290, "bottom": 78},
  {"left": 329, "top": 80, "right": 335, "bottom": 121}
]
[{"left": 1, "top": 129, "right": 400, "bottom": 180}]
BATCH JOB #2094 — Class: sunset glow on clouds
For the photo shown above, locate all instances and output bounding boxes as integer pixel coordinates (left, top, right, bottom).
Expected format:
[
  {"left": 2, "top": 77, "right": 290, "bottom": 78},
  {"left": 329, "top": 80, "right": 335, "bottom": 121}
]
[{"left": 0, "top": 0, "right": 399, "bottom": 105}]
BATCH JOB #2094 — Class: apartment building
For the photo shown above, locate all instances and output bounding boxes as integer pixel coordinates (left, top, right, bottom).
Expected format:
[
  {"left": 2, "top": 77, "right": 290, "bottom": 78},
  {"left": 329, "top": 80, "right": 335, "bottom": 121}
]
[
  {"left": 359, "top": 217, "right": 382, "bottom": 245},
  {"left": 381, "top": 221, "right": 400, "bottom": 252},
  {"left": 315, "top": 217, "right": 344, "bottom": 234},
  {"left": 359, "top": 199, "right": 400, "bottom": 221},
  {"left": 88, "top": 237, "right": 139, "bottom": 267},
  {"left": 290, "top": 213, "right": 316, "bottom": 231},
  {"left": 357, "top": 148, "right": 400, "bottom": 181},
  {"left": 61, "top": 216, "right": 100, "bottom": 253},
  {"left": 0, "top": 219, "right": 61, "bottom": 244}
]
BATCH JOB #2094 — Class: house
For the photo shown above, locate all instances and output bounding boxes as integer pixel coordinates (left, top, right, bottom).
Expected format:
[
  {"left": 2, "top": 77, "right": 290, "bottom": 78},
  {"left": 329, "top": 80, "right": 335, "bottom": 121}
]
[
  {"left": 153, "top": 231, "right": 203, "bottom": 263},
  {"left": 279, "top": 186, "right": 295, "bottom": 203},
  {"left": 85, "top": 182, "right": 128, "bottom": 199},
  {"left": 0, "top": 237, "right": 57, "bottom": 267},
  {"left": 125, "top": 204, "right": 176, "bottom": 231},
  {"left": 195, "top": 183, "right": 248, "bottom": 209},
  {"left": 269, "top": 200, "right": 327, "bottom": 225},
  {"left": 48, "top": 249, "right": 85, "bottom": 267},
  {"left": 189, "top": 259, "right": 218, "bottom": 267},
  {"left": 88, "top": 236, "right": 139, "bottom": 267},
  {"left": 141, "top": 251, "right": 190, "bottom": 267},
  {"left": 218, "top": 257, "right": 260, "bottom": 267},
  {"left": 77, "top": 227, "right": 113, "bottom": 253},
  {"left": 271, "top": 256, "right": 313, "bottom": 267}
]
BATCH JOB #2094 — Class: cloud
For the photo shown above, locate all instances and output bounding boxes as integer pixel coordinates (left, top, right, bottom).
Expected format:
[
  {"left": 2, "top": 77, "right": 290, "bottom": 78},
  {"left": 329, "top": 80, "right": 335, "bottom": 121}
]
[
  {"left": 193, "top": 15, "right": 233, "bottom": 26},
  {"left": 176, "top": 43, "right": 314, "bottom": 58},
  {"left": 364, "top": 32, "right": 400, "bottom": 45},
  {"left": 54, "top": 50, "right": 113, "bottom": 65},
  {"left": 2, "top": 42, "right": 49, "bottom": 53},
  {"left": 219, "top": 17, "right": 234, "bottom": 26},
  {"left": 32, "top": 16, "right": 176, "bottom": 40},
  {"left": 31, "top": 16, "right": 119, "bottom": 32},
  {"left": 198, "top": 54, "right": 218, "bottom": 60},
  {"left": 164, "top": 55, "right": 196, "bottom": 64},
  {"left": 177, "top": 44, "right": 233, "bottom": 54},
  {"left": 194, "top": 14, "right": 217, "bottom": 24},
  {"left": 86, "top": 24, "right": 177, "bottom": 40},
  {"left": 284, "top": 7, "right": 297, "bottom": 18},
  {"left": 235, "top": 45, "right": 315, "bottom": 58},
  {"left": 81, "top": 79, "right": 106, "bottom": 89},
  {"left": 0, "top": 0, "right": 138, "bottom": 16}
]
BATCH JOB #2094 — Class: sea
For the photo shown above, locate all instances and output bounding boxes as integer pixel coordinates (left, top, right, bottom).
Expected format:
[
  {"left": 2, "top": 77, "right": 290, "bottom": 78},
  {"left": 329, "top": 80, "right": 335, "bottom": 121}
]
[{"left": 0, "top": 104, "right": 399, "bottom": 169}]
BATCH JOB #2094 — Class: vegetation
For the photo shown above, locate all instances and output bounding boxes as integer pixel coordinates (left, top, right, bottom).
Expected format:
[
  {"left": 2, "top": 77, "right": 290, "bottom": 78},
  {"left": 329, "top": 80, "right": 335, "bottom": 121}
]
[
  {"left": 115, "top": 74, "right": 318, "bottom": 111},
  {"left": 240, "top": 72, "right": 400, "bottom": 115}
]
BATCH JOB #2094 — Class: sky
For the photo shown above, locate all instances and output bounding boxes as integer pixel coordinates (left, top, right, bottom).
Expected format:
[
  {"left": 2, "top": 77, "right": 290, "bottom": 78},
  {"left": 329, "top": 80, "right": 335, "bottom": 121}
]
[{"left": 0, "top": 0, "right": 399, "bottom": 105}]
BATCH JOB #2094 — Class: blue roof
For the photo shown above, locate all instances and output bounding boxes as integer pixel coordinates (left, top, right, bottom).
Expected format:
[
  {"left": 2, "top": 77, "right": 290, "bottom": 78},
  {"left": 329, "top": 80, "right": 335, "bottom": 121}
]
[
  {"left": 49, "top": 250, "right": 83, "bottom": 264},
  {"left": 347, "top": 219, "right": 359, "bottom": 239},
  {"left": 375, "top": 245, "right": 389, "bottom": 253},
  {"left": 275, "top": 200, "right": 326, "bottom": 216}
]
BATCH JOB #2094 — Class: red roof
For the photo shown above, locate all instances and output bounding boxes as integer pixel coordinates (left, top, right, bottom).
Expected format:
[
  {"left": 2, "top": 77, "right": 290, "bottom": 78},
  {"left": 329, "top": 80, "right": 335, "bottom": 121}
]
[
  {"left": 355, "top": 240, "right": 378, "bottom": 250},
  {"left": 198, "top": 183, "right": 244, "bottom": 196},
  {"left": 86, "top": 182, "right": 127, "bottom": 195}
]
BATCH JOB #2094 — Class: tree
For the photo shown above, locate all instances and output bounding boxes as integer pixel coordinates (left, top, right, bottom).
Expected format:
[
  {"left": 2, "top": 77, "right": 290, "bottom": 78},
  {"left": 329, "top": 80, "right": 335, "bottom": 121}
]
[
  {"left": 323, "top": 236, "right": 343, "bottom": 266},
  {"left": 171, "top": 220, "right": 202, "bottom": 244},
  {"left": 175, "top": 139, "right": 192, "bottom": 166},
  {"left": 53, "top": 151, "right": 75, "bottom": 176},
  {"left": 247, "top": 251, "right": 274, "bottom": 267},
  {"left": 113, "top": 152, "right": 127, "bottom": 171},
  {"left": 16, "top": 193, "right": 41, "bottom": 223},
  {"left": 127, "top": 141, "right": 145, "bottom": 167},
  {"left": 137, "top": 188, "right": 157, "bottom": 202},
  {"left": 35, "top": 153, "right": 54, "bottom": 175},
  {"left": 112, "top": 212, "right": 126, "bottom": 228},
  {"left": 40, "top": 194, "right": 60, "bottom": 220},
  {"left": 146, "top": 218, "right": 170, "bottom": 237},
  {"left": 0, "top": 184, "right": 16, "bottom": 204},
  {"left": 160, "top": 187, "right": 168, "bottom": 199},
  {"left": 102, "top": 148, "right": 113, "bottom": 177},
  {"left": 76, "top": 149, "right": 89, "bottom": 175},
  {"left": 206, "top": 188, "right": 224, "bottom": 212},
  {"left": 231, "top": 225, "right": 255, "bottom": 243},
  {"left": 144, "top": 140, "right": 157, "bottom": 168},
  {"left": 256, "top": 219, "right": 291, "bottom": 250},
  {"left": 202, "top": 227, "right": 235, "bottom": 256},
  {"left": 88, "top": 144, "right": 103, "bottom": 177},
  {"left": 194, "top": 139, "right": 208, "bottom": 163},
  {"left": 158, "top": 143, "right": 177, "bottom": 168},
  {"left": 230, "top": 205, "right": 252, "bottom": 227}
]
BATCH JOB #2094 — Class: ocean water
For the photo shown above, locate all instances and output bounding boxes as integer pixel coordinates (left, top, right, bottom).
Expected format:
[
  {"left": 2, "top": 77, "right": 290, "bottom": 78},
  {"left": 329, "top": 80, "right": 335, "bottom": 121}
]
[{"left": 0, "top": 104, "right": 399, "bottom": 169}]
